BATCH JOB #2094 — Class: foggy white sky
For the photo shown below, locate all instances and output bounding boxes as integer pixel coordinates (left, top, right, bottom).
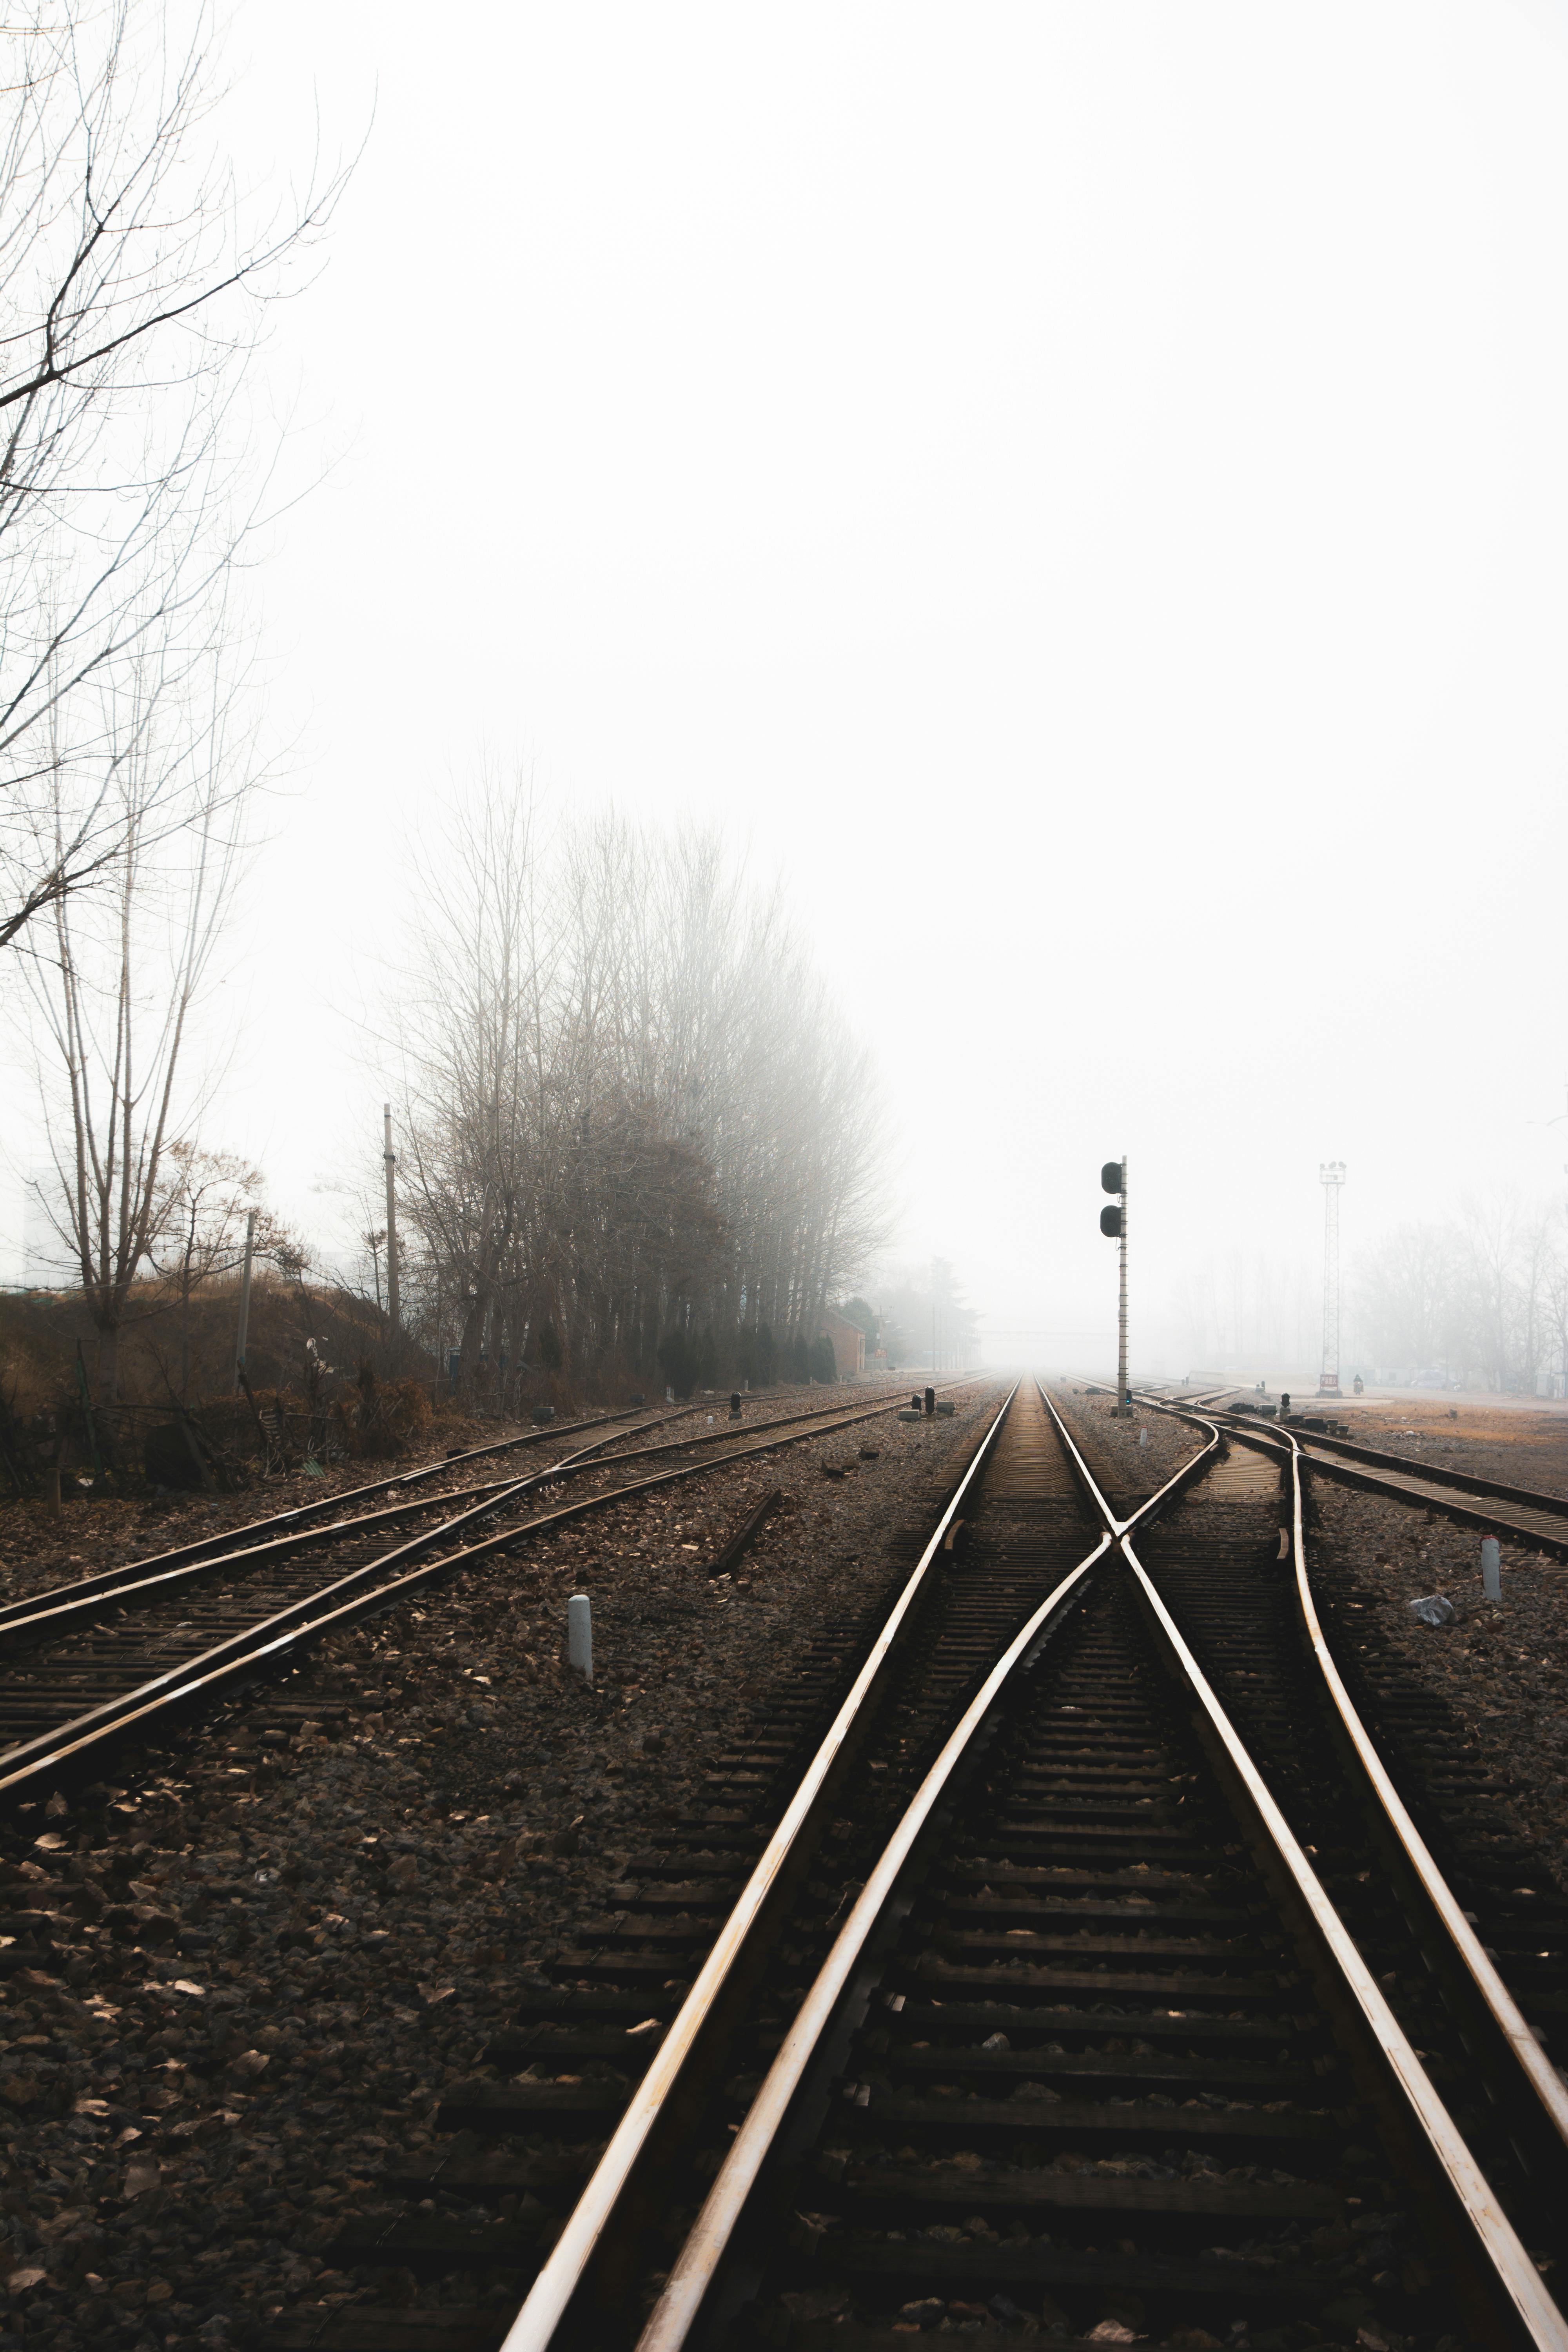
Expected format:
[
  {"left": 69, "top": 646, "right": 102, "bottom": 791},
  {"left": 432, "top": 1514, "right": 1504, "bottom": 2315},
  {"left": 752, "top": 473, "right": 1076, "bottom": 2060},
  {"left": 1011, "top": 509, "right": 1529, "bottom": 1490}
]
[{"left": 7, "top": 0, "right": 1568, "bottom": 1370}]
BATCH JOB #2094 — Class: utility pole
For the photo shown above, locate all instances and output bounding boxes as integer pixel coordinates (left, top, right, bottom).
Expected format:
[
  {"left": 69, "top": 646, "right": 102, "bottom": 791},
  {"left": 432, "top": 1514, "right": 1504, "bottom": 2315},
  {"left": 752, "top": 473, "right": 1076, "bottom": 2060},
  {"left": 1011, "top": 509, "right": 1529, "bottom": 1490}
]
[
  {"left": 383, "top": 1102, "right": 400, "bottom": 1330},
  {"left": 1116, "top": 1156, "right": 1129, "bottom": 1414},
  {"left": 1319, "top": 1162, "right": 1345, "bottom": 1395},
  {"left": 232, "top": 1207, "right": 257, "bottom": 1393},
  {"left": 1099, "top": 1157, "right": 1130, "bottom": 1414}
]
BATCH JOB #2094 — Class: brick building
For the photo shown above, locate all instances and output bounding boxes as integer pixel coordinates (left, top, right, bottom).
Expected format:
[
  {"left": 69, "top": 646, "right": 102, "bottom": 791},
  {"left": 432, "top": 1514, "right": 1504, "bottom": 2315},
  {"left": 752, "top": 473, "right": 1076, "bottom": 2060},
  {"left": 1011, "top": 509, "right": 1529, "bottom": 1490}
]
[{"left": 819, "top": 1307, "right": 867, "bottom": 1379}]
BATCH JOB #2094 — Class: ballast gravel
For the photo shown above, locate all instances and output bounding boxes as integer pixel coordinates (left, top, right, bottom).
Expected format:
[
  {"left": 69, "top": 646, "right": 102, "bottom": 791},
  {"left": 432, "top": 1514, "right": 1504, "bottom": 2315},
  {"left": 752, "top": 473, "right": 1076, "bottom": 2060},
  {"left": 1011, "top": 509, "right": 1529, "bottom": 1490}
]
[
  {"left": 0, "top": 1388, "right": 895, "bottom": 1615},
  {"left": 0, "top": 1382, "right": 1001, "bottom": 2350},
  {"left": 1304, "top": 1481, "right": 1568, "bottom": 1893},
  {"left": 1050, "top": 1387, "right": 1207, "bottom": 1502}
]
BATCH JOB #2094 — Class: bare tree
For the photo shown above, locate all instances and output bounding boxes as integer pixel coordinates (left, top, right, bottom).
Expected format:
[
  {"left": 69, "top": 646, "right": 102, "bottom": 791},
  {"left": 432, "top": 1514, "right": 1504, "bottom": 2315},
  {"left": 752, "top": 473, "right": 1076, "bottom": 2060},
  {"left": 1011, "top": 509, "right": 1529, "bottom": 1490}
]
[
  {"left": 0, "top": 0, "right": 348, "bottom": 947},
  {"left": 387, "top": 779, "right": 890, "bottom": 1404},
  {"left": 22, "top": 646, "right": 252, "bottom": 1404},
  {"left": 149, "top": 1143, "right": 289, "bottom": 1400},
  {"left": 1352, "top": 1193, "right": 1568, "bottom": 1392}
]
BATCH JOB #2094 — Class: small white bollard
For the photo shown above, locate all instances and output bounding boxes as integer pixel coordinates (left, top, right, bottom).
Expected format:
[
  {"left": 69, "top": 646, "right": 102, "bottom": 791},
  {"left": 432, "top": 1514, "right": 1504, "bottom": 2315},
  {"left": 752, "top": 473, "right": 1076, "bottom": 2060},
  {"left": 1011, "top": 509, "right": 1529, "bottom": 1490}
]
[
  {"left": 1138, "top": 1428, "right": 1148, "bottom": 1448},
  {"left": 1481, "top": 1539, "right": 1502, "bottom": 1604},
  {"left": 567, "top": 1592, "right": 593, "bottom": 1683}
]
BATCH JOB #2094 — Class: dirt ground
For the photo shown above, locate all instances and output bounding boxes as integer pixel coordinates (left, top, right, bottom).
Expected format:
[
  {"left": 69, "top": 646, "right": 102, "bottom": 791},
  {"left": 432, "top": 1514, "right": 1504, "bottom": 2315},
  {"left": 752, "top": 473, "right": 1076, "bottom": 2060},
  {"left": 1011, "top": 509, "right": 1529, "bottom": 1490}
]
[
  {"left": 0, "top": 1383, "right": 1004, "bottom": 2350},
  {"left": 1289, "top": 1396, "right": 1568, "bottom": 1502}
]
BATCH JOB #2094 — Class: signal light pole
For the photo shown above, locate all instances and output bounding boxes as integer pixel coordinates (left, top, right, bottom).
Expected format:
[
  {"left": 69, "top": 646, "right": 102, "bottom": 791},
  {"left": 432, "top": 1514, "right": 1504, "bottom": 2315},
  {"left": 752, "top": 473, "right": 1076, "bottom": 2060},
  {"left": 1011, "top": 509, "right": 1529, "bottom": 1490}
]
[{"left": 1100, "top": 1157, "right": 1130, "bottom": 1416}]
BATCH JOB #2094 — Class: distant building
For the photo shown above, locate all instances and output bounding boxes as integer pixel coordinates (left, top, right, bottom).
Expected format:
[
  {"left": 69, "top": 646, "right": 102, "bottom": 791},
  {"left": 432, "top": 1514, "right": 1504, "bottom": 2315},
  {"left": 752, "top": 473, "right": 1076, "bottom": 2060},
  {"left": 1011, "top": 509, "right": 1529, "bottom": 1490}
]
[{"left": 819, "top": 1307, "right": 866, "bottom": 1379}]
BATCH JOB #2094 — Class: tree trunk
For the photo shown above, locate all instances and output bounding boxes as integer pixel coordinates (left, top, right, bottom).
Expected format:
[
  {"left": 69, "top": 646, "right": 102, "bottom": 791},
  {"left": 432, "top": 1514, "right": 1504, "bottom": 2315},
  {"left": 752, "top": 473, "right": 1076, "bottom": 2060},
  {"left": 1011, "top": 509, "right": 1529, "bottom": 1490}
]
[{"left": 97, "top": 1322, "right": 120, "bottom": 1408}]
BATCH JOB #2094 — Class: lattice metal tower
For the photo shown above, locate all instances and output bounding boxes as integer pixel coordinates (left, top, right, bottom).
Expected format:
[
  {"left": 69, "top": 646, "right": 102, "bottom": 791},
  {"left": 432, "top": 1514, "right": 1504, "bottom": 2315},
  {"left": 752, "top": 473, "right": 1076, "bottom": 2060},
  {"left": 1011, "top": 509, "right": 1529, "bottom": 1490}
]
[{"left": 1319, "top": 1161, "right": 1346, "bottom": 1395}]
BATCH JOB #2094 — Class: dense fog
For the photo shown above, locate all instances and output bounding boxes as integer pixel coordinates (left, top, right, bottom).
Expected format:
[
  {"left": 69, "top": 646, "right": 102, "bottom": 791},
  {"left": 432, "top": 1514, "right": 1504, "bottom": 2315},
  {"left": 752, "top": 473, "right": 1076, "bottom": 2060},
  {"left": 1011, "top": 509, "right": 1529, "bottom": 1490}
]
[{"left": 4, "top": 3, "right": 1568, "bottom": 1399}]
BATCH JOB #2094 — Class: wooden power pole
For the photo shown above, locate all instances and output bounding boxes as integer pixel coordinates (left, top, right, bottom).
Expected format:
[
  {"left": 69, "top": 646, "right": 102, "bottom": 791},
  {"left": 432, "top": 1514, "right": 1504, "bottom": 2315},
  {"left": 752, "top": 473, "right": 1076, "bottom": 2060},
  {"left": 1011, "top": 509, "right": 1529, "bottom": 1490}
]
[{"left": 384, "top": 1103, "right": 400, "bottom": 1330}]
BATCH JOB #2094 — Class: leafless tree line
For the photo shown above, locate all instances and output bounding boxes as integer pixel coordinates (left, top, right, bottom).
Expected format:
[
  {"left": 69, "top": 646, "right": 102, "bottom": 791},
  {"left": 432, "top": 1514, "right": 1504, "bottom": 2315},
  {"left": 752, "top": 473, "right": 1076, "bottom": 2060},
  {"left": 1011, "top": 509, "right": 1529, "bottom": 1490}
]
[
  {"left": 392, "top": 780, "right": 890, "bottom": 1399},
  {"left": 1172, "top": 1248, "right": 1320, "bottom": 1375},
  {"left": 1354, "top": 1196, "right": 1568, "bottom": 1394}
]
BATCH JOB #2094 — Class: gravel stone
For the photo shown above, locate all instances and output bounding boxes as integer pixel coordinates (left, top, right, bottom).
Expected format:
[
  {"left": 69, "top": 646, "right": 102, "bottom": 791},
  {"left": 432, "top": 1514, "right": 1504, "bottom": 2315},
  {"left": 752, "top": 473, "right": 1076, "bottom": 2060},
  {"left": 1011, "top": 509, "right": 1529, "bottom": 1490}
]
[{"left": 0, "top": 1381, "right": 1002, "bottom": 2341}]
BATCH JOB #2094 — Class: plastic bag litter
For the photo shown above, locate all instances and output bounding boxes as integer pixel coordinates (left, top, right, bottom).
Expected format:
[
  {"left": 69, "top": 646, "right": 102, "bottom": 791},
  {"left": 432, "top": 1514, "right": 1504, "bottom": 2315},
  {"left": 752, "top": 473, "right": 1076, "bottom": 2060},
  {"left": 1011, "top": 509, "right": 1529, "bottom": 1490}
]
[{"left": 1408, "top": 1593, "right": 1457, "bottom": 1626}]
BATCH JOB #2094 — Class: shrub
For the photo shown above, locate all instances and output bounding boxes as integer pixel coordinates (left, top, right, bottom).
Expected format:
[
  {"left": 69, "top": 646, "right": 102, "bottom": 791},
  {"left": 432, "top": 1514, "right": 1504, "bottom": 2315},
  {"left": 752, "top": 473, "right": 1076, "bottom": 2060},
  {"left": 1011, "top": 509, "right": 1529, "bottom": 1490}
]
[{"left": 334, "top": 1363, "right": 434, "bottom": 1458}]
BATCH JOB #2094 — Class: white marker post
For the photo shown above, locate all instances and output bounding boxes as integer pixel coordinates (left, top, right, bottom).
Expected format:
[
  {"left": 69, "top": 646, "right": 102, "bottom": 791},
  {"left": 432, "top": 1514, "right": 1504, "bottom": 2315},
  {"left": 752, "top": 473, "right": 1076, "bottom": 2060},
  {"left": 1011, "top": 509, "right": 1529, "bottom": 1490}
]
[
  {"left": 1481, "top": 1538, "right": 1502, "bottom": 1604},
  {"left": 567, "top": 1594, "right": 593, "bottom": 1682}
]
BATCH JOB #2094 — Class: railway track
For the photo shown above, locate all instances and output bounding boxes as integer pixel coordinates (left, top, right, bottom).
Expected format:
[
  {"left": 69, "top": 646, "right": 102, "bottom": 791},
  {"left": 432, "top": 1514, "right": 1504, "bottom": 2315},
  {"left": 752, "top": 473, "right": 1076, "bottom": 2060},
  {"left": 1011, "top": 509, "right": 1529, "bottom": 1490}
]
[
  {"left": 1120, "top": 1392, "right": 1568, "bottom": 2106},
  {"left": 0, "top": 1384, "right": 952, "bottom": 1803},
  {"left": 0, "top": 1390, "right": 927, "bottom": 1633},
  {"left": 0, "top": 1403, "right": 674, "bottom": 1625},
  {"left": 1144, "top": 1394, "right": 1568, "bottom": 1566},
  {"left": 339, "top": 1376, "right": 1568, "bottom": 2352}
]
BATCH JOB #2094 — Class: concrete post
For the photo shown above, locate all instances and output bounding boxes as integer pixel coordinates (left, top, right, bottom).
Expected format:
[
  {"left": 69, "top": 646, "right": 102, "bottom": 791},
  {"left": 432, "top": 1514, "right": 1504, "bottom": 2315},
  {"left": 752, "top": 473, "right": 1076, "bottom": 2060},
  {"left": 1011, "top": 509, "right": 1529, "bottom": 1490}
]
[
  {"left": 1481, "top": 1538, "right": 1502, "bottom": 1604},
  {"left": 567, "top": 1593, "right": 593, "bottom": 1682}
]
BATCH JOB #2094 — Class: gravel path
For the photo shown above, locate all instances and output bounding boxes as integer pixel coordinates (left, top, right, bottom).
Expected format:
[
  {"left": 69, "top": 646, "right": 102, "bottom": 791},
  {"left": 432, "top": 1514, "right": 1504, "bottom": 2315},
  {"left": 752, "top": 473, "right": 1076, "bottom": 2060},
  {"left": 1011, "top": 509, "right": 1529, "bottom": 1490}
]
[{"left": 0, "top": 1383, "right": 1003, "bottom": 2350}]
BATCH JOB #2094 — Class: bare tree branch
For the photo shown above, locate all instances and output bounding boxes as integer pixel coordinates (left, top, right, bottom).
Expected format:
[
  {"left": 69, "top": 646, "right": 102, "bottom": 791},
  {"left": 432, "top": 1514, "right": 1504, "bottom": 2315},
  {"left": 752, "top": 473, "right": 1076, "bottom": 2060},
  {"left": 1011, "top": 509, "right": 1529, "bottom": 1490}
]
[{"left": 0, "top": 0, "right": 352, "bottom": 945}]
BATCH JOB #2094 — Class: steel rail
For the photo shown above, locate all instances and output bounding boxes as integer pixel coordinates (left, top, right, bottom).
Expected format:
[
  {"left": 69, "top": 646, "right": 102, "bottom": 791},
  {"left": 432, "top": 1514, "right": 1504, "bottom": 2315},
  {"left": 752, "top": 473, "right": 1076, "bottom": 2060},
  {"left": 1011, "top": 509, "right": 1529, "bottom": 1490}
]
[
  {"left": 1115, "top": 1386, "right": 1568, "bottom": 2340},
  {"left": 1271, "top": 1417, "right": 1568, "bottom": 2143},
  {"left": 627, "top": 1387, "right": 1216, "bottom": 2350},
  {"left": 0, "top": 1467, "right": 576, "bottom": 1652},
  {"left": 1187, "top": 1402, "right": 1568, "bottom": 1561},
  {"left": 0, "top": 1405, "right": 658, "bottom": 1626},
  {"left": 1103, "top": 1447, "right": 1568, "bottom": 2350},
  {"left": 0, "top": 1387, "right": 947, "bottom": 1653},
  {"left": 1251, "top": 1419, "right": 1568, "bottom": 1517},
  {"left": 629, "top": 1386, "right": 1567, "bottom": 2352},
  {"left": 1134, "top": 1385, "right": 1568, "bottom": 2149},
  {"left": 0, "top": 1402, "right": 701, "bottom": 1648},
  {"left": 1041, "top": 1388, "right": 1568, "bottom": 2348},
  {"left": 496, "top": 1384, "right": 1020, "bottom": 2352},
  {"left": 0, "top": 1388, "right": 922, "bottom": 1629},
  {"left": 0, "top": 1383, "right": 985, "bottom": 1801}
]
